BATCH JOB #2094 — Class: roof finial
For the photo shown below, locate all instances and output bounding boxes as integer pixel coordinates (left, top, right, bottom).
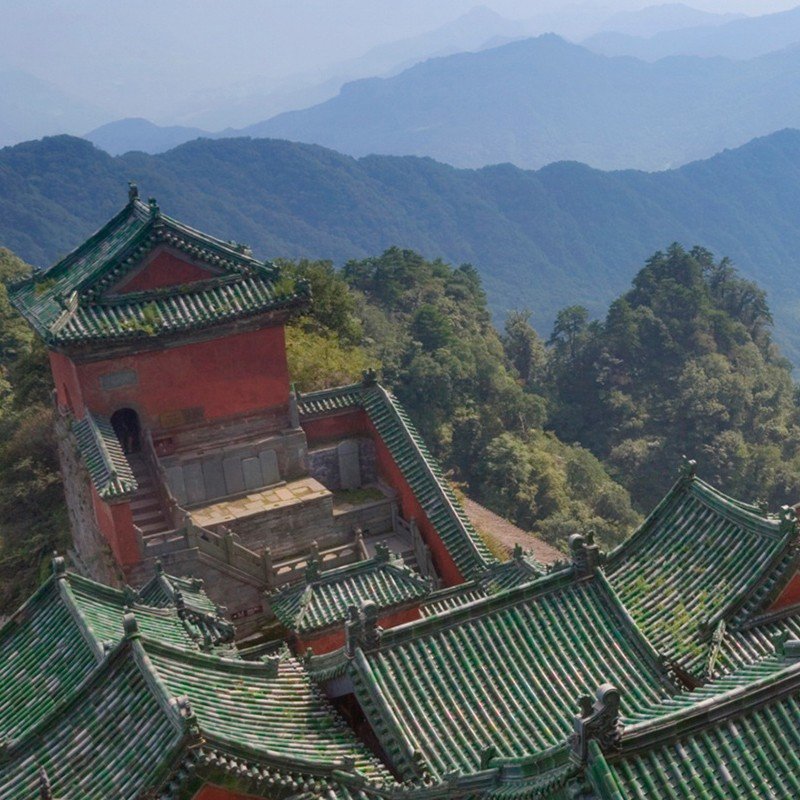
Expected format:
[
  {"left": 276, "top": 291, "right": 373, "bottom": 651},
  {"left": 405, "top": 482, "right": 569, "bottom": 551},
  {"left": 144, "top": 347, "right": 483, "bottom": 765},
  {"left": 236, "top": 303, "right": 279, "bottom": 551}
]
[
  {"left": 680, "top": 455, "right": 696, "bottom": 482},
  {"left": 569, "top": 530, "right": 601, "bottom": 577},
  {"left": 128, "top": 181, "right": 138, "bottom": 203},
  {"left": 780, "top": 505, "right": 798, "bottom": 537},
  {"left": 38, "top": 765, "right": 53, "bottom": 800},
  {"left": 147, "top": 196, "right": 160, "bottom": 217},
  {"left": 123, "top": 608, "right": 140, "bottom": 639},
  {"left": 51, "top": 552, "right": 66, "bottom": 579},
  {"left": 571, "top": 683, "right": 623, "bottom": 764},
  {"left": 362, "top": 367, "right": 378, "bottom": 387}
]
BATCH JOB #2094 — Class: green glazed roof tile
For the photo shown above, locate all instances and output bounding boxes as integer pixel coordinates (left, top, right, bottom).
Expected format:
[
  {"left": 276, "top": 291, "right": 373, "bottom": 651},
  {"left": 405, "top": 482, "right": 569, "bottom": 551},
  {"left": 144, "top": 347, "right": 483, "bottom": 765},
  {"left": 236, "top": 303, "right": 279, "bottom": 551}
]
[
  {"left": 144, "top": 640, "right": 390, "bottom": 779},
  {"left": 270, "top": 553, "right": 431, "bottom": 634},
  {"left": 605, "top": 659, "right": 800, "bottom": 799},
  {"left": 0, "top": 643, "right": 182, "bottom": 800},
  {"left": 0, "top": 579, "right": 98, "bottom": 743},
  {"left": 72, "top": 411, "right": 137, "bottom": 500},
  {"left": 605, "top": 475, "right": 794, "bottom": 674},
  {"left": 349, "top": 571, "right": 675, "bottom": 780},
  {"left": 9, "top": 196, "right": 307, "bottom": 345},
  {"left": 66, "top": 572, "right": 233, "bottom": 653}
]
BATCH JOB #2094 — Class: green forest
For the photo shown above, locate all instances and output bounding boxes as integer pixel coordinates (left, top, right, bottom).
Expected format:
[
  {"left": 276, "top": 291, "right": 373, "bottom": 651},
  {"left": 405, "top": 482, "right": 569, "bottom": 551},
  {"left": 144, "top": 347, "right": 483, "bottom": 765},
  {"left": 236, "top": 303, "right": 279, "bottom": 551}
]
[{"left": 1, "top": 241, "right": 799, "bottom": 612}]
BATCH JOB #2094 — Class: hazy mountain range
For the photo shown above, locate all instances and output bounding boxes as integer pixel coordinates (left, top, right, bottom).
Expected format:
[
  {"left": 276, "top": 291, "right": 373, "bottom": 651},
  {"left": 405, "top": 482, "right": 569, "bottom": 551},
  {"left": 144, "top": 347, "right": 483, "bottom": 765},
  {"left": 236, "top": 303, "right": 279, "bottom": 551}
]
[
  {"left": 6, "top": 131, "right": 800, "bottom": 362},
  {"left": 1, "top": 3, "right": 764, "bottom": 151},
  {"left": 584, "top": 4, "right": 800, "bottom": 59}
]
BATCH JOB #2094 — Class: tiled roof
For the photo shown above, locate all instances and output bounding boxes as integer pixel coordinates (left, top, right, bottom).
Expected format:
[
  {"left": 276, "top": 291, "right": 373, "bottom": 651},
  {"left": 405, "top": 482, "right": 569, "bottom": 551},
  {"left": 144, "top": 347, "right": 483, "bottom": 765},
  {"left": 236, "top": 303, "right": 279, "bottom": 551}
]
[
  {"left": 0, "top": 579, "right": 99, "bottom": 743},
  {"left": 9, "top": 194, "right": 307, "bottom": 345},
  {"left": 603, "top": 658, "right": 800, "bottom": 799},
  {"left": 72, "top": 411, "right": 137, "bottom": 500},
  {"left": 270, "top": 551, "right": 431, "bottom": 634},
  {"left": 0, "top": 643, "right": 183, "bottom": 800},
  {"left": 347, "top": 569, "right": 676, "bottom": 780},
  {"left": 137, "top": 564, "right": 220, "bottom": 616},
  {"left": 298, "top": 384, "right": 363, "bottom": 417},
  {"left": 605, "top": 472, "right": 797, "bottom": 675},
  {"left": 0, "top": 559, "right": 389, "bottom": 799},
  {"left": 299, "top": 382, "right": 496, "bottom": 581},
  {"left": 66, "top": 571, "right": 234, "bottom": 652},
  {"left": 146, "top": 640, "right": 390, "bottom": 780}
]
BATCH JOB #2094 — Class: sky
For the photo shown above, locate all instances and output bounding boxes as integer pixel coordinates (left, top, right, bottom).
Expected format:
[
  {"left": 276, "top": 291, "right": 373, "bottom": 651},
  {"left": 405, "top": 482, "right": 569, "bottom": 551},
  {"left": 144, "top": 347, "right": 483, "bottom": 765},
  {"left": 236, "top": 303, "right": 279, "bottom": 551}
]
[{"left": 2, "top": 0, "right": 800, "bottom": 132}]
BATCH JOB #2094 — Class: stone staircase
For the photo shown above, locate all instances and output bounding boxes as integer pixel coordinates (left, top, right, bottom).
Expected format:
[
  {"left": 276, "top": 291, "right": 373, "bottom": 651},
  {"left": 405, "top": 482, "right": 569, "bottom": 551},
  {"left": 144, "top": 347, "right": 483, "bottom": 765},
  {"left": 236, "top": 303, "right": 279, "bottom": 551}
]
[{"left": 128, "top": 453, "right": 172, "bottom": 537}]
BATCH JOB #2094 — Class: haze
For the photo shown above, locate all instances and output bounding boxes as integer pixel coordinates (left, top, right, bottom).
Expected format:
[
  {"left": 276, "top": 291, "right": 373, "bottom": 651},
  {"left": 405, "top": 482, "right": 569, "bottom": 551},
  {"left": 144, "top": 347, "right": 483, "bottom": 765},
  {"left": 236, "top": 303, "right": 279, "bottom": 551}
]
[{"left": 2, "top": 0, "right": 799, "bottom": 137}]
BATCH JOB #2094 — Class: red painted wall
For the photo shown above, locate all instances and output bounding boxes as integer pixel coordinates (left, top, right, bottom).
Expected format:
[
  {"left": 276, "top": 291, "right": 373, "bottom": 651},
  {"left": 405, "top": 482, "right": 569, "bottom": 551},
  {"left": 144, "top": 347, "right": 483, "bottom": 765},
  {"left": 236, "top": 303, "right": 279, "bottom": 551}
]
[
  {"left": 50, "top": 326, "right": 291, "bottom": 430},
  {"left": 302, "top": 410, "right": 465, "bottom": 587},
  {"left": 90, "top": 484, "right": 139, "bottom": 566},
  {"left": 193, "top": 785, "right": 261, "bottom": 800},
  {"left": 769, "top": 572, "right": 800, "bottom": 612},
  {"left": 116, "top": 250, "right": 217, "bottom": 293},
  {"left": 296, "top": 604, "right": 422, "bottom": 655},
  {"left": 50, "top": 351, "right": 85, "bottom": 415}
]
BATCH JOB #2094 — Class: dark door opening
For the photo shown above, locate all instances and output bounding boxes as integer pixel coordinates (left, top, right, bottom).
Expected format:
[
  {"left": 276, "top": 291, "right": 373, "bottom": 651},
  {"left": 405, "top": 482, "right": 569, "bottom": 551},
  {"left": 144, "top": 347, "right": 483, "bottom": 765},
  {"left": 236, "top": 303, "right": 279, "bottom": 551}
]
[{"left": 111, "top": 408, "right": 141, "bottom": 454}]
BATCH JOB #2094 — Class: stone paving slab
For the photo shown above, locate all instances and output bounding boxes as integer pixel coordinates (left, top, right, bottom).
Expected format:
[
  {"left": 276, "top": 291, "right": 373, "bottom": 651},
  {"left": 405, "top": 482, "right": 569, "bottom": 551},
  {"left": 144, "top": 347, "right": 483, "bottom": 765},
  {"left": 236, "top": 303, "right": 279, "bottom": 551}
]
[{"left": 191, "top": 476, "right": 331, "bottom": 528}]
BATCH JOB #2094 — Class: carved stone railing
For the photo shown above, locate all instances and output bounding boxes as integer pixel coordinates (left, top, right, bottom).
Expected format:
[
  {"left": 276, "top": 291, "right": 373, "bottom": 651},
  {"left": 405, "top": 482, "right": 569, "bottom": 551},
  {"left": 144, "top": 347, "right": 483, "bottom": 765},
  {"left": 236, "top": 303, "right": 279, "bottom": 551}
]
[{"left": 272, "top": 540, "right": 362, "bottom": 589}]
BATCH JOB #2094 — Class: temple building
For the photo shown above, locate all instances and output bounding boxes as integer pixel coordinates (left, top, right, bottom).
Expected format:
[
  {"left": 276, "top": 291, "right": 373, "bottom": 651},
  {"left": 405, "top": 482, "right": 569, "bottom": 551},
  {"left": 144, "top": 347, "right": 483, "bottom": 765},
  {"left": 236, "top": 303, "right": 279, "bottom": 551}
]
[{"left": 5, "top": 191, "right": 800, "bottom": 799}]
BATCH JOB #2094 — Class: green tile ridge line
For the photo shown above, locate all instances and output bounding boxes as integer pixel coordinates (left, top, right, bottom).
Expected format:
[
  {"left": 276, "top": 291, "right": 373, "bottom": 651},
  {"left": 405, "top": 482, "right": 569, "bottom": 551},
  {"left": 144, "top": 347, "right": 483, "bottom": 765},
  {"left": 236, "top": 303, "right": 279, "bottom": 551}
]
[
  {"left": 56, "top": 572, "right": 106, "bottom": 661},
  {"left": 586, "top": 741, "right": 625, "bottom": 800},
  {"left": 305, "top": 647, "right": 350, "bottom": 681},
  {"left": 357, "top": 565, "right": 576, "bottom": 651},
  {"left": 87, "top": 411, "right": 136, "bottom": 498},
  {"left": 619, "top": 658, "right": 800, "bottom": 750},
  {"left": 688, "top": 479, "right": 783, "bottom": 538},
  {"left": 130, "top": 637, "right": 192, "bottom": 736},
  {"left": 366, "top": 384, "right": 495, "bottom": 576},
  {"left": 593, "top": 570, "right": 676, "bottom": 693},
  {"left": 352, "top": 646, "right": 422, "bottom": 779}
]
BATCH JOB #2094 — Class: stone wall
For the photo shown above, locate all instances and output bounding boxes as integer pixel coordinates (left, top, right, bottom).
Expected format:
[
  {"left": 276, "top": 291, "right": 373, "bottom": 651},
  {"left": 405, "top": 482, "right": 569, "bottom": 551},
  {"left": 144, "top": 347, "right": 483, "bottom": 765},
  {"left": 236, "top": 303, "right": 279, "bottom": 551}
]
[
  {"left": 213, "top": 493, "right": 338, "bottom": 560},
  {"left": 55, "top": 413, "right": 125, "bottom": 587},
  {"left": 308, "top": 437, "right": 377, "bottom": 491},
  {"left": 161, "top": 428, "right": 307, "bottom": 507}
]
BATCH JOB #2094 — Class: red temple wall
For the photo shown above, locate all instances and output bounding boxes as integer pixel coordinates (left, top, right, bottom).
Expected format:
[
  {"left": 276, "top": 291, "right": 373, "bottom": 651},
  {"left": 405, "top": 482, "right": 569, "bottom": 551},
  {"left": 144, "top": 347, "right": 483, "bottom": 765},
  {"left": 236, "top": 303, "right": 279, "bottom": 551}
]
[
  {"left": 296, "top": 605, "right": 422, "bottom": 655},
  {"left": 116, "top": 250, "right": 216, "bottom": 293},
  {"left": 50, "top": 351, "right": 85, "bottom": 416},
  {"left": 89, "top": 485, "right": 139, "bottom": 566},
  {"left": 301, "top": 410, "right": 465, "bottom": 587},
  {"left": 768, "top": 572, "right": 800, "bottom": 612},
  {"left": 50, "top": 326, "right": 290, "bottom": 430}
]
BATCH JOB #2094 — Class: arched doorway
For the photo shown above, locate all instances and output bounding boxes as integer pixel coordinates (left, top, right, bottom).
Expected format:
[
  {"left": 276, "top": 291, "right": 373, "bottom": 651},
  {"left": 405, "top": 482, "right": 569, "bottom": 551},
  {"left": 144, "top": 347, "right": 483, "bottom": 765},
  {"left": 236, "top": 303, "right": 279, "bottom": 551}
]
[{"left": 111, "top": 408, "right": 141, "bottom": 454}]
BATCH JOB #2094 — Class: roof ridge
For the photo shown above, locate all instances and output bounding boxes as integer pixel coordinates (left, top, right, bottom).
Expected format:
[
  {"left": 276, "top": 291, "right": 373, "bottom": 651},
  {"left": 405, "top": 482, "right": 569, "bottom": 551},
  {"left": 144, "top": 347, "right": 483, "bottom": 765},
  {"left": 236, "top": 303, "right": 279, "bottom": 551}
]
[
  {"left": 367, "top": 384, "right": 495, "bottom": 576},
  {"left": 350, "top": 565, "right": 578, "bottom": 651},
  {"left": 593, "top": 570, "right": 676, "bottom": 691},
  {"left": 55, "top": 565, "right": 106, "bottom": 661},
  {"left": 620, "top": 658, "right": 800, "bottom": 750}
]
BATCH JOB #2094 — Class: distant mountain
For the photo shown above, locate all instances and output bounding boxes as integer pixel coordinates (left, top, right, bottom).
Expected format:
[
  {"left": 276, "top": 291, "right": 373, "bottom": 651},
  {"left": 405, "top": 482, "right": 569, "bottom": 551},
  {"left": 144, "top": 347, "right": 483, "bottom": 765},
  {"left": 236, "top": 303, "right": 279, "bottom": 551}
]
[
  {"left": 236, "top": 35, "right": 800, "bottom": 171},
  {"left": 85, "top": 118, "right": 210, "bottom": 156},
  {"left": 0, "top": 69, "right": 109, "bottom": 147},
  {"left": 594, "top": 3, "right": 741, "bottom": 39},
  {"left": 7, "top": 133, "right": 800, "bottom": 361},
  {"left": 584, "top": 5, "right": 800, "bottom": 61},
  {"left": 187, "top": 7, "right": 530, "bottom": 132}
]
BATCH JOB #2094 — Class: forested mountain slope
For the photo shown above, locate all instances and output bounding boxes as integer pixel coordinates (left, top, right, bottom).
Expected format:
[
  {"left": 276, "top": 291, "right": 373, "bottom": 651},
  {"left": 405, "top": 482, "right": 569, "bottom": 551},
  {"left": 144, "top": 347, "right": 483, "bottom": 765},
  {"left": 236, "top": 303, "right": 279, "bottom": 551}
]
[{"left": 5, "top": 131, "right": 800, "bottom": 361}]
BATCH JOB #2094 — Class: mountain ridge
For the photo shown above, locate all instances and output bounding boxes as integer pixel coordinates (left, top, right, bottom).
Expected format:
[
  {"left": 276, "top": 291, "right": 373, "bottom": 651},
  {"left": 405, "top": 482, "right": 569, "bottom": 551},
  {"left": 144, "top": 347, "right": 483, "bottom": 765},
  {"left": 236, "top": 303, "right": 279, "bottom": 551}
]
[{"left": 6, "top": 130, "right": 800, "bottom": 362}]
